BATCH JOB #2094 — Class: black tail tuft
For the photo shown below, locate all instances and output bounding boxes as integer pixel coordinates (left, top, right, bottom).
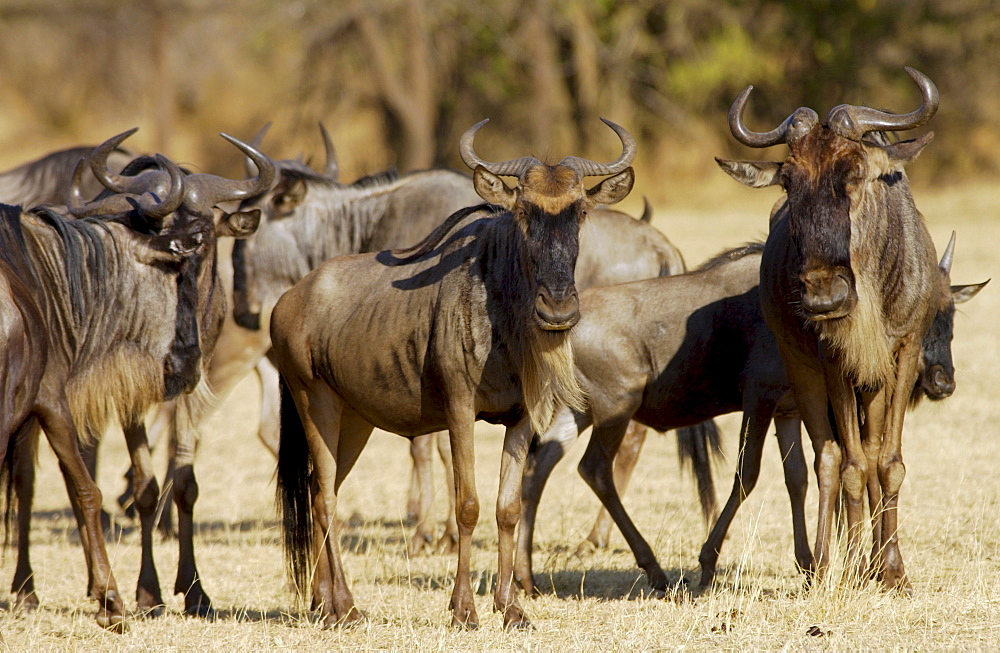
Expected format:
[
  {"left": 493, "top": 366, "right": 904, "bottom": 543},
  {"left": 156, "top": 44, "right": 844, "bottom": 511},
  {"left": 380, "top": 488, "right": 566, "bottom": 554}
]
[
  {"left": 676, "top": 419, "right": 723, "bottom": 526},
  {"left": 276, "top": 377, "right": 313, "bottom": 597}
]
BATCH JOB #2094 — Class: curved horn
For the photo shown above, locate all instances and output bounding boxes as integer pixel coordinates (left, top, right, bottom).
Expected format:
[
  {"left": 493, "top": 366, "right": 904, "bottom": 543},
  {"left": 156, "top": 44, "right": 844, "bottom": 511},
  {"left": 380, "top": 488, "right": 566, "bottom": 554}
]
[
  {"left": 459, "top": 119, "right": 541, "bottom": 177},
  {"left": 90, "top": 127, "right": 147, "bottom": 193},
  {"left": 939, "top": 230, "right": 956, "bottom": 274},
  {"left": 244, "top": 122, "right": 272, "bottom": 177},
  {"left": 728, "top": 86, "right": 820, "bottom": 148},
  {"left": 558, "top": 118, "right": 637, "bottom": 176},
  {"left": 136, "top": 154, "right": 185, "bottom": 220},
  {"left": 319, "top": 122, "right": 339, "bottom": 179},
  {"left": 217, "top": 132, "right": 276, "bottom": 201},
  {"left": 827, "top": 67, "right": 939, "bottom": 140},
  {"left": 67, "top": 158, "right": 139, "bottom": 217}
]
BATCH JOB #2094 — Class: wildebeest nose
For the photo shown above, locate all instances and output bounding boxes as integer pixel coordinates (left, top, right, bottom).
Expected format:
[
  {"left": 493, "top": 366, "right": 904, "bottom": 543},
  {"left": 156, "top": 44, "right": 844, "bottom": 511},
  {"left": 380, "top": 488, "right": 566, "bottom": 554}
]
[
  {"left": 932, "top": 366, "right": 955, "bottom": 397},
  {"left": 800, "top": 269, "right": 851, "bottom": 317},
  {"left": 535, "top": 286, "right": 580, "bottom": 330}
]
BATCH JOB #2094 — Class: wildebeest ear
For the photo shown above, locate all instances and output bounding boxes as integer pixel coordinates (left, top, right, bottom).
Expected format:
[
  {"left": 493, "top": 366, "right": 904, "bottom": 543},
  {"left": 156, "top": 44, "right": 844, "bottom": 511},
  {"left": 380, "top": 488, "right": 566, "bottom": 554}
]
[
  {"left": 473, "top": 167, "right": 516, "bottom": 209},
  {"left": 135, "top": 231, "right": 205, "bottom": 265},
  {"left": 274, "top": 177, "right": 308, "bottom": 215},
  {"left": 586, "top": 167, "right": 634, "bottom": 206},
  {"left": 215, "top": 208, "right": 261, "bottom": 238},
  {"left": 715, "top": 158, "right": 782, "bottom": 188},
  {"left": 883, "top": 131, "right": 934, "bottom": 163},
  {"left": 951, "top": 279, "right": 989, "bottom": 304}
]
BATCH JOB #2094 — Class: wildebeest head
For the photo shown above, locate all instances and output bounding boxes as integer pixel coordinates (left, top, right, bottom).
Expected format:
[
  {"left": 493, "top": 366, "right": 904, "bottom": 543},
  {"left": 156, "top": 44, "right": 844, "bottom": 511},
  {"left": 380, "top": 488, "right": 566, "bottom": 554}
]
[
  {"left": 916, "top": 232, "right": 989, "bottom": 403},
  {"left": 459, "top": 118, "right": 635, "bottom": 330},
  {"left": 69, "top": 128, "right": 275, "bottom": 398},
  {"left": 717, "top": 67, "right": 938, "bottom": 321}
]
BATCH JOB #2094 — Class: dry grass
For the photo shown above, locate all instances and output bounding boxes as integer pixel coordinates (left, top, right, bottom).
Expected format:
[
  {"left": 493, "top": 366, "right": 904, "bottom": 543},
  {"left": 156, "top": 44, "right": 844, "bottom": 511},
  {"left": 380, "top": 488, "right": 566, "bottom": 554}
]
[{"left": 1, "top": 183, "right": 998, "bottom": 650}]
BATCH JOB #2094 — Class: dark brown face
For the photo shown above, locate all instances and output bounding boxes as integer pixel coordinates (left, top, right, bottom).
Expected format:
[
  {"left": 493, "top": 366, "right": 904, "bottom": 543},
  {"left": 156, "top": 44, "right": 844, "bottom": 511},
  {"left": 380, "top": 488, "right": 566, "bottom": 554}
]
[
  {"left": 519, "top": 197, "right": 585, "bottom": 330},
  {"left": 514, "top": 166, "right": 589, "bottom": 331},
  {"left": 780, "top": 126, "right": 867, "bottom": 320}
]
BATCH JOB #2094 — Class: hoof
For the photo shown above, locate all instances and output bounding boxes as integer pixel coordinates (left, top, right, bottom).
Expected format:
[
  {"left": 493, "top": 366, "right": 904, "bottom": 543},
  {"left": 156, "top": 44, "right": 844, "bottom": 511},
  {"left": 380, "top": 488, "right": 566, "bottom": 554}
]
[
  {"left": 407, "top": 531, "right": 433, "bottom": 558},
  {"left": 435, "top": 532, "right": 459, "bottom": 555},
  {"left": 504, "top": 615, "right": 533, "bottom": 630},
  {"left": 450, "top": 605, "right": 479, "bottom": 630},
  {"left": 13, "top": 590, "right": 39, "bottom": 612},
  {"left": 136, "top": 603, "right": 165, "bottom": 619},
  {"left": 322, "top": 607, "right": 365, "bottom": 629},
  {"left": 185, "top": 601, "right": 216, "bottom": 620},
  {"left": 574, "top": 539, "right": 598, "bottom": 558},
  {"left": 96, "top": 609, "right": 128, "bottom": 633}
]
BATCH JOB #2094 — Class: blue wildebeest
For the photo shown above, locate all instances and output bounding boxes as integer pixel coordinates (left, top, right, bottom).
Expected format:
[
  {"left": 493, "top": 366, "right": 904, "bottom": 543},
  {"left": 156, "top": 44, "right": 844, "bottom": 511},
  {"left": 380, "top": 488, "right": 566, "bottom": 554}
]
[
  {"left": 4, "top": 129, "right": 274, "bottom": 625},
  {"left": 272, "top": 119, "right": 636, "bottom": 629},
  {"left": 127, "top": 122, "right": 699, "bottom": 571},
  {"left": 718, "top": 67, "right": 942, "bottom": 588},
  {"left": 515, "top": 234, "right": 984, "bottom": 596}
]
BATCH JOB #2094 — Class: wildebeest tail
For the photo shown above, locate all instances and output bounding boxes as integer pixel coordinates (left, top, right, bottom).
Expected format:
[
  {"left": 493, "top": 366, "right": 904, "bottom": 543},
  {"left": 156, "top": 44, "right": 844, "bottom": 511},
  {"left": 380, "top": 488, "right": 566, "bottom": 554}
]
[
  {"left": 676, "top": 419, "right": 723, "bottom": 526},
  {"left": 1, "top": 419, "right": 39, "bottom": 550},
  {"left": 276, "top": 377, "right": 313, "bottom": 596}
]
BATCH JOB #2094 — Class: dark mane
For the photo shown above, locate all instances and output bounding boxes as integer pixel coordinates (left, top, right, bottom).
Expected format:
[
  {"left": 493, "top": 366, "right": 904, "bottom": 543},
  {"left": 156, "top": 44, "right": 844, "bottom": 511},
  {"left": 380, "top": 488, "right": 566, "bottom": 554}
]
[
  {"left": 389, "top": 203, "right": 502, "bottom": 264},
  {"left": 30, "top": 206, "right": 113, "bottom": 323},
  {"left": 351, "top": 168, "right": 400, "bottom": 189},
  {"left": 695, "top": 241, "right": 765, "bottom": 272}
]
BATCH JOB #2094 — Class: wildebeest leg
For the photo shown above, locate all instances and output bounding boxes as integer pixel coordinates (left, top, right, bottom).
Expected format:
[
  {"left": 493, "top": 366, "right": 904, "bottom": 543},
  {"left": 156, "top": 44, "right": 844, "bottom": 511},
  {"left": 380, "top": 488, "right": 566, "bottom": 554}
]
[
  {"left": 310, "top": 388, "right": 371, "bottom": 626},
  {"left": 406, "top": 433, "right": 436, "bottom": 556},
  {"left": 515, "top": 406, "right": 588, "bottom": 595},
  {"left": 38, "top": 407, "right": 125, "bottom": 631},
  {"left": 78, "top": 438, "right": 111, "bottom": 533},
  {"left": 773, "top": 412, "right": 813, "bottom": 576},
  {"left": 309, "top": 402, "right": 377, "bottom": 622},
  {"left": 122, "top": 418, "right": 165, "bottom": 616},
  {"left": 256, "top": 355, "right": 282, "bottom": 458},
  {"left": 171, "top": 395, "right": 213, "bottom": 618},
  {"left": 821, "top": 355, "right": 868, "bottom": 582},
  {"left": 877, "top": 333, "right": 920, "bottom": 591},
  {"left": 447, "top": 409, "right": 480, "bottom": 629},
  {"left": 11, "top": 419, "right": 40, "bottom": 611},
  {"left": 434, "top": 433, "right": 458, "bottom": 554},
  {"left": 579, "top": 417, "right": 669, "bottom": 593},
  {"left": 309, "top": 481, "right": 334, "bottom": 613},
  {"left": 699, "top": 394, "right": 778, "bottom": 588},
  {"left": 494, "top": 418, "right": 533, "bottom": 629},
  {"left": 578, "top": 420, "right": 647, "bottom": 556},
  {"left": 784, "top": 357, "right": 840, "bottom": 585},
  {"left": 859, "top": 388, "right": 886, "bottom": 578}
]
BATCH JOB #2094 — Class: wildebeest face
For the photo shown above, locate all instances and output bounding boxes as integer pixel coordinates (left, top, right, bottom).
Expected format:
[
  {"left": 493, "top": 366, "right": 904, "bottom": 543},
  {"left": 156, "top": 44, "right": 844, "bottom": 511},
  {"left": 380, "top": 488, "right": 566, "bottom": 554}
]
[
  {"left": 781, "top": 125, "right": 868, "bottom": 320},
  {"left": 475, "top": 164, "right": 634, "bottom": 330}
]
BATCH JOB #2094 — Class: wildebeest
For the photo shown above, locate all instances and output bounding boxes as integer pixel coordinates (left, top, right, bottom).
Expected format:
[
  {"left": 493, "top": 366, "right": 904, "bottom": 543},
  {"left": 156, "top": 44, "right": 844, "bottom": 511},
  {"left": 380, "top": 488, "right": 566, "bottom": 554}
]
[
  {"left": 0, "top": 142, "right": 134, "bottom": 206},
  {"left": 271, "top": 118, "right": 636, "bottom": 628},
  {"left": 696, "top": 233, "right": 985, "bottom": 588},
  {"left": 130, "top": 123, "right": 690, "bottom": 568},
  {"left": 515, "top": 234, "right": 984, "bottom": 596},
  {"left": 2, "top": 129, "right": 273, "bottom": 626},
  {"left": 718, "top": 67, "right": 941, "bottom": 587}
]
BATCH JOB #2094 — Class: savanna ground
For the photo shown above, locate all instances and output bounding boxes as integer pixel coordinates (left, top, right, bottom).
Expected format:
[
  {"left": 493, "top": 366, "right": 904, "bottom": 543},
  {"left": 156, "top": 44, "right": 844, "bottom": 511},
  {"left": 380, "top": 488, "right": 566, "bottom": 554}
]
[{"left": 0, "top": 182, "right": 997, "bottom": 650}]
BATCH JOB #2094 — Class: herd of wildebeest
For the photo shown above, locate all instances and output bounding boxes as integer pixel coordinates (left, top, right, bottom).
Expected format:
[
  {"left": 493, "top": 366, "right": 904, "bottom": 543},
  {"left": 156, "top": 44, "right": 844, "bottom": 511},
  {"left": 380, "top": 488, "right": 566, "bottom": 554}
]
[{"left": 0, "top": 66, "right": 988, "bottom": 632}]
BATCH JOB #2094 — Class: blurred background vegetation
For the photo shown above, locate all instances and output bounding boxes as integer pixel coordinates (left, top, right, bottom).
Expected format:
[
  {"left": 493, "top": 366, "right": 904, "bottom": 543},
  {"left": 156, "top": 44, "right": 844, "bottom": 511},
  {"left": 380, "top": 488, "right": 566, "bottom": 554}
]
[{"left": 0, "top": 0, "right": 996, "bottom": 205}]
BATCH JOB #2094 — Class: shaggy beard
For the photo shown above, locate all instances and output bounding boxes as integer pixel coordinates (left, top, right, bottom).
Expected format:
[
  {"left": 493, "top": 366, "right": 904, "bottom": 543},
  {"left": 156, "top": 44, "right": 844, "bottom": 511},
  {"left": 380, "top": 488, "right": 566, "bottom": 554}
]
[{"left": 521, "top": 328, "right": 586, "bottom": 435}]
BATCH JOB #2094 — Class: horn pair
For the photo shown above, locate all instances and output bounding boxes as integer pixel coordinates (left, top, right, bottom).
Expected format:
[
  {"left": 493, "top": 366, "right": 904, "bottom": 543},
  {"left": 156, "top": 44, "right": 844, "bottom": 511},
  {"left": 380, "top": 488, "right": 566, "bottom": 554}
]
[
  {"left": 728, "top": 67, "right": 939, "bottom": 147},
  {"left": 459, "top": 118, "right": 636, "bottom": 178},
  {"left": 71, "top": 128, "right": 276, "bottom": 218},
  {"left": 245, "top": 122, "right": 339, "bottom": 180}
]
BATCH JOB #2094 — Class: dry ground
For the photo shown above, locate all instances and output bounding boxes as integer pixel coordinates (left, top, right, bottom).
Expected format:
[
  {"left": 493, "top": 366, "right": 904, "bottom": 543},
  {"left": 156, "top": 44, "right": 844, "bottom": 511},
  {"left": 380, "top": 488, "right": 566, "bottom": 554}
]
[{"left": 0, "top": 182, "right": 997, "bottom": 650}]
